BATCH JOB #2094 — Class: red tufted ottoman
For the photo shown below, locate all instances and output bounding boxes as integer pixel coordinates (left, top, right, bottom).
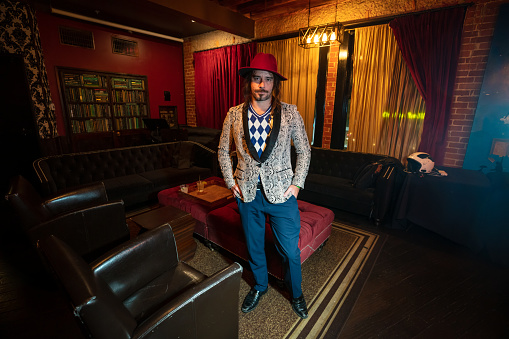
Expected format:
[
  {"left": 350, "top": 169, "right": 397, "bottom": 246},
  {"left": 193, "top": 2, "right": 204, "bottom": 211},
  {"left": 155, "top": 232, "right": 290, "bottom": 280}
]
[
  {"left": 157, "top": 177, "right": 231, "bottom": 240},
  {"left": 206, "top": 200, "right": 334, "bottom": 280}
]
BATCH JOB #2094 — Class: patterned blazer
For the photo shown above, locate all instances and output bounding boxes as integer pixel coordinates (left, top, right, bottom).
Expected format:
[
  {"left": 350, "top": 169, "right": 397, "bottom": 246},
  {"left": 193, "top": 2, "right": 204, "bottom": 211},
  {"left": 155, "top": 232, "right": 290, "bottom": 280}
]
[{"left": 218, "top": 102, "right": 311, "bottom": 204}]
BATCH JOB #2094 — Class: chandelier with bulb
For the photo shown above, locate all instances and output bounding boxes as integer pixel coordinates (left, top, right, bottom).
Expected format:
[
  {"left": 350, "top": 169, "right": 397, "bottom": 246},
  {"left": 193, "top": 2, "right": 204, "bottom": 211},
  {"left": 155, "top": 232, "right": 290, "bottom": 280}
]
[{"left": 298, "top": 22, "right": 344, "bottom": 48}]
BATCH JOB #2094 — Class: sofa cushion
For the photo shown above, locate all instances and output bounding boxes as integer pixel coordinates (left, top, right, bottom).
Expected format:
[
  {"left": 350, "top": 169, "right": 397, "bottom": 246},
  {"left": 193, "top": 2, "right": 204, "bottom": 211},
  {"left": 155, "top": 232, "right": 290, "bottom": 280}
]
[
  {"left": 177, "top": 141, "right": 194, "bottom": 169},
  {"left": 139, "top": 167, "right": 212, "bottom": 188},
  {"left": 307, "top": 148, "right": 387, "bottom": 180},
  {"left": 102, "top": 175, "right": 154, "bottom": 203},
  {"left": 304, "top": 174, "right": 374, "bottom": 204}
]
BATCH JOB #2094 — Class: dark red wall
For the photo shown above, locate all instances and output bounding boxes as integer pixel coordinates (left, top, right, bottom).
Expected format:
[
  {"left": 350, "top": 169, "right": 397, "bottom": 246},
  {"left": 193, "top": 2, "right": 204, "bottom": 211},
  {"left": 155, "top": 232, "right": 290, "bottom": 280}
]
[{"left": 36, "top": 11, "right": 185, "bottom": 136}]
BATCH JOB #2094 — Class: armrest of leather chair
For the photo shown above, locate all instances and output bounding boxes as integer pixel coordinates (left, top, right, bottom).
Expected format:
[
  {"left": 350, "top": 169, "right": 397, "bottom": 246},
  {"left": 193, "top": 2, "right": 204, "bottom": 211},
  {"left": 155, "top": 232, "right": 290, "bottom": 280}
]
[
  {"left": 43, "top": 182, "right": 109, "bottom": 216},
  {"left": 92, "top": 224, "right": 179, "bottom": 300},
  {"left": 37, "top": 234, "right": 138, "bottom": 339},
  {"left": 133, "top": 263, "right": 243, "bottom": 339},
  {"left": 28, "top": 200, "right": 128, "bottom": 261}
]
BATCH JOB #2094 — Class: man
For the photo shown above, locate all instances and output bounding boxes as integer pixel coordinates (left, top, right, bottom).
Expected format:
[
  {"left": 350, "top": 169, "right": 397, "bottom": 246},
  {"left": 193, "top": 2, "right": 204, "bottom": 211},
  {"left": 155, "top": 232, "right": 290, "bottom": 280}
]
[{"left": 218, "top": 53, "right": 311, "bottom": 319}]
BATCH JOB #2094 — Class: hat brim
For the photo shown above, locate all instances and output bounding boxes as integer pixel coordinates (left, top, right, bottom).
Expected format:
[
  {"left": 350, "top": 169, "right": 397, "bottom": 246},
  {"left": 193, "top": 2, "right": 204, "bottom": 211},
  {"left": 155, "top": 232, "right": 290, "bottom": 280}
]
[{"left": 238, "top": 67, "right": 287, "bottom": 81}]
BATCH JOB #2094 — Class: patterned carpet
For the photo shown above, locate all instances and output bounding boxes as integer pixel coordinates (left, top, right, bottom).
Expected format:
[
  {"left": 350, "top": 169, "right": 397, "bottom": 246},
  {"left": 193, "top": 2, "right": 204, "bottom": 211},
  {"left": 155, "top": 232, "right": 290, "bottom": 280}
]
[{"left": 186, "top": 222, "right": 386, "bottom": 339}]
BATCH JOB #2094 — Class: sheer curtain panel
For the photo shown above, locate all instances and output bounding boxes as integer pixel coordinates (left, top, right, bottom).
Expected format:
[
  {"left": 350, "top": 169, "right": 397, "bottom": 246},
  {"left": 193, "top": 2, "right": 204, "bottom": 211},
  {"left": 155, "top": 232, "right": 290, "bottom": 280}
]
[
  {"left": 347, "top": 24, "right": 425, "bottom": 161},
  {"left": 258, "top": 38, "right": 319, "bottom": 142},
  {"left": 377, "top": 54, "right": 426, "bottom": 161},
  {"left": 347, "top": 25, "right": 398, "bottom": 154}
]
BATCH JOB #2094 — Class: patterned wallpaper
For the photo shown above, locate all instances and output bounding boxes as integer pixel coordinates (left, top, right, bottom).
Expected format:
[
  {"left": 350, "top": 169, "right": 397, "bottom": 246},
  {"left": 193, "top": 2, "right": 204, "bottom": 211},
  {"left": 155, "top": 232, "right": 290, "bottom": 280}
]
[{"left": 0, "top": 0, "right": 58, "bottom": 138}]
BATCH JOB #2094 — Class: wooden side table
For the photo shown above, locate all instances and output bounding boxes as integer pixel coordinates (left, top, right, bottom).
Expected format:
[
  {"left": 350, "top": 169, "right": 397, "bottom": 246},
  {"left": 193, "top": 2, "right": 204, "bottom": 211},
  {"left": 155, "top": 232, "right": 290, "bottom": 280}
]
[{"left": 129, "top": 205, "right": 196, "bottom": 261}]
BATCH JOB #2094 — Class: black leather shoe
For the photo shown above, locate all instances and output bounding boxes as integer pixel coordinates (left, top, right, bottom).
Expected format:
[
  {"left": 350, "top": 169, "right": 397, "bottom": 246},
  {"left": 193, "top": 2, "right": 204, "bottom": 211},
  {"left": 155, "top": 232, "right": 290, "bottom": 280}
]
[
  {"left": 241, "top": 288, "right": 267, "bottom": 313},
  {"left": 292, "top": 295, "right": 308, "bottom": 319}
]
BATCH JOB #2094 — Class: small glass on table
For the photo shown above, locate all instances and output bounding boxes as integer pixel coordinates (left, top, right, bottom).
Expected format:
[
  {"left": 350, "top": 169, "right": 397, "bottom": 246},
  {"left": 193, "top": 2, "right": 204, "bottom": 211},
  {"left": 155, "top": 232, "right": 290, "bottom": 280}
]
[{"left": 196, "top": 180, "right": 205, "bottom": 193}]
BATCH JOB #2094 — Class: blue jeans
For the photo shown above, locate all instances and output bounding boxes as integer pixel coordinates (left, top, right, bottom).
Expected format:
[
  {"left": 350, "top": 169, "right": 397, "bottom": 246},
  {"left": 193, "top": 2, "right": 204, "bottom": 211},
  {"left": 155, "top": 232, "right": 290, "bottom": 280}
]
[{"left": 236, "top": 190, "right": 302, "bottom": 298}]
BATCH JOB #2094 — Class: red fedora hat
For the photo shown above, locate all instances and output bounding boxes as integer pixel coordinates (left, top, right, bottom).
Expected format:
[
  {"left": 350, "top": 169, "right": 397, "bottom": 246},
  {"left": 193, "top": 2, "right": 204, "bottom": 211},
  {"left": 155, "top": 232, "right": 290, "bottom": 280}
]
[{"left": 239, "top": 53, "right": 287, "bottom": 81}]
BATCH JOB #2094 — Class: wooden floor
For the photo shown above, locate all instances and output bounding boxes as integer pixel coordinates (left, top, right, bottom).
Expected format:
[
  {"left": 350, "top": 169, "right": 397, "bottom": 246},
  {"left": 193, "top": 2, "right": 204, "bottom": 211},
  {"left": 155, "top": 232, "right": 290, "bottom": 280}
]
[
  {"left": 1, "top": 208, "right": 508, "bottom": 338},
  {"left": 338, "top": 211, "right": 509, "bottom": 338}
]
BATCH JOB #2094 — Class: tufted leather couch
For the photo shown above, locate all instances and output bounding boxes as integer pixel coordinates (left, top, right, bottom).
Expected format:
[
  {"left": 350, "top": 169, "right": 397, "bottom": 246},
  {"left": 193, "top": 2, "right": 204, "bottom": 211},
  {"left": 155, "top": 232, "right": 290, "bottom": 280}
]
[
  {"left": 297, "top": 147, "right": 403, "bottom": 225},
  {"left": 33, "top": 141, "right": 218, "bottom": 211}
]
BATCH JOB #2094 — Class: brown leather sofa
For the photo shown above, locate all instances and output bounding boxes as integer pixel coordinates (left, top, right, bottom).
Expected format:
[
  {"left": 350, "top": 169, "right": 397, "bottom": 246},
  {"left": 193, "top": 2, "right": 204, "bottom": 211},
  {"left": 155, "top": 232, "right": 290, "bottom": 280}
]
[
  {"left": 38, "top": 224, "right": 243, "bottom": 339},
  {"left": 5, "top": 175, "right": 129, "bottom": 261},
  {"left": 33, "top": 141, "right": 218, "bottom": 211},
  {"left": 294, "top": 147, "right": 404, "bottom": 225}
]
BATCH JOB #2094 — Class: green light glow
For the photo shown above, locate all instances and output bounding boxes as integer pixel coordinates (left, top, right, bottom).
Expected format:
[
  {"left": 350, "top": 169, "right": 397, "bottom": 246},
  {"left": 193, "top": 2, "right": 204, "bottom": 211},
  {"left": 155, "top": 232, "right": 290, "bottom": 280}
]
[{"left": 382, "top": 112, "right": 425, "bottom": 120}]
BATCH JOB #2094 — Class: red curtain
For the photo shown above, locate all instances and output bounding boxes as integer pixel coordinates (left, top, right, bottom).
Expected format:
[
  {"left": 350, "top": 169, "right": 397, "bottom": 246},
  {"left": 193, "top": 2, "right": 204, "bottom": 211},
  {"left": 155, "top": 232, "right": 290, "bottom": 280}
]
[
  {"left": 389, "top": 7, "right": 466, "bottom": 165},
  {"left": 194, "top": 43, "right": 257, "bottom": 129}
]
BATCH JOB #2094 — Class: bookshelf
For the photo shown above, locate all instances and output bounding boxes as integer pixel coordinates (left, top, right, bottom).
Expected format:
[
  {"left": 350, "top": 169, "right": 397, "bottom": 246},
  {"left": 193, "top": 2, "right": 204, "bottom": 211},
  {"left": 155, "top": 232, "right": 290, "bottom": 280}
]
[
  {"left": 159, "top": 106, "right": 178, "bottom": 128},
  {"left": 58, "top": 68, "right": 149, "bottom": 137}
]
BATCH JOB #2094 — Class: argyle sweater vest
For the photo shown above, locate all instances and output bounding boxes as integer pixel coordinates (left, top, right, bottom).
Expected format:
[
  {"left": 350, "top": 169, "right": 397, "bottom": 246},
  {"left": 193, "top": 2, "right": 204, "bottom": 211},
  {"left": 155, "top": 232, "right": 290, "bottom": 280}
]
[{"left": 248, "top": 103, "right": 272, "bottom": 158}]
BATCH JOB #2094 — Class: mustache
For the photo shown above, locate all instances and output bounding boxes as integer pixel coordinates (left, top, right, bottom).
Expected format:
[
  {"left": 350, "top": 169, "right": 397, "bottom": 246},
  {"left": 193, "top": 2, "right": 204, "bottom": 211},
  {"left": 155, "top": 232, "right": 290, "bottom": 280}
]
[{"left": 255, "top": 90, "right": 269, "bottom": 94}]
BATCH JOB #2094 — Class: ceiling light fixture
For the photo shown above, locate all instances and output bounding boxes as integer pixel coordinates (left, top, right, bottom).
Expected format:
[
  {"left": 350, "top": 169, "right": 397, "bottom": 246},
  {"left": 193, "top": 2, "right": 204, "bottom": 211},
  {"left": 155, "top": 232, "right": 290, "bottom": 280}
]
[
  {"left": 298, "top": 0, "right": 343, "bottom": 49},
  {"left": 299, "top": 22, "right": 343, "bottom": 48}
]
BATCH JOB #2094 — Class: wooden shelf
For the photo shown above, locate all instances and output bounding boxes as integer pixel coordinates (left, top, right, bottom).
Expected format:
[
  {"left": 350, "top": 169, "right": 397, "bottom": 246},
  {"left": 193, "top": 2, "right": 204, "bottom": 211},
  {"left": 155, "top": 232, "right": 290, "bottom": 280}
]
[
  {"left": 58, "top": 67, "right": 149, "bottom": 134},
  {"left": 58, "top": 67, "right": 151, "bottom": 151}
]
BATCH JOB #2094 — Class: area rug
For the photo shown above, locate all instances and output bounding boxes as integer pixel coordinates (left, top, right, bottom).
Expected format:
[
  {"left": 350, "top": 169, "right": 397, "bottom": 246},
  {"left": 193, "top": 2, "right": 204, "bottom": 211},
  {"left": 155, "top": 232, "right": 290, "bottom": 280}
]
[{"left": 186, "top": 221, "right": 386, "bottom": 339}]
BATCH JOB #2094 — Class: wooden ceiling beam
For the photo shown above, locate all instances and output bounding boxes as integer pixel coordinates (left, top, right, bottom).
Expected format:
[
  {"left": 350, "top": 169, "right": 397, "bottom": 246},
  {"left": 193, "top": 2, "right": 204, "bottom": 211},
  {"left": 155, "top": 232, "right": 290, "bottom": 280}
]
[
  {"left": 148, "top": 0, "right": 255, "bottom": 38},
  {"left": 232, "top": 0, "right": 338, "bottom": 20}
]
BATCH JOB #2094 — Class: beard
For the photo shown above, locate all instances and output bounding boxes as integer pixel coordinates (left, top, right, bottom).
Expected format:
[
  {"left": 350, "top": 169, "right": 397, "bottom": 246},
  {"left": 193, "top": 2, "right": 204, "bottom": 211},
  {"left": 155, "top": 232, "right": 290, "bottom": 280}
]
[{"left": 253, "top": 90, "right": 272, "bottom": 102}]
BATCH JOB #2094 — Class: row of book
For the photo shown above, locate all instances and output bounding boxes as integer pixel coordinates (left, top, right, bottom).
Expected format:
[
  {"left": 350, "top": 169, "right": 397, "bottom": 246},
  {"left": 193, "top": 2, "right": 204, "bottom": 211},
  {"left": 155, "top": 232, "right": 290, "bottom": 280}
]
[
  {"left": 113, "top": 103, "right": 147, "bottom": 117},
  {"left": 64, "top": 73, "right": 108, "bottom": 88},
  {"left": 64, "top": 73, "right": 145, "bottom": 90},
  {"left": 112, "top": 90, "right": 146, "bottom": 103},
  {"left": 115, "top": 117, "right": 145, "bottom": 130},
  {"left": 111, "top": 77, "right": 145, "bottom": 90},
  {"left": 71, "top": 119, "right": 112, "bottom": 133},
  {"left": 66, "top": 88, "right": 112, "bottom": 103},
  {"left": 69, "top": 104, "right": 111, "bottom": 118}
]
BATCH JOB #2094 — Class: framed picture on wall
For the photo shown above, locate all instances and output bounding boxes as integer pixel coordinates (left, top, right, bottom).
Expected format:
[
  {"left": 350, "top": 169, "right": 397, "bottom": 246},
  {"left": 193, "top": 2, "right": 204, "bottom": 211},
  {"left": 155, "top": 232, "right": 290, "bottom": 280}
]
[{"left": 159, "top": 106, "right": 178, "bottom": 129}]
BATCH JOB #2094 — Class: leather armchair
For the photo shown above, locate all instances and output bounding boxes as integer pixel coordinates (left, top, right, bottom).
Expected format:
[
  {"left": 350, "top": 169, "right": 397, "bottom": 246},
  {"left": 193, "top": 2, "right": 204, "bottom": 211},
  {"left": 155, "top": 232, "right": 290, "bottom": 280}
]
[
  {"left": 38, "top": 224, "right": 243, "bottom": 339},
  {"left": 5, "top": 175, "right": 129, "bottom": 260}
]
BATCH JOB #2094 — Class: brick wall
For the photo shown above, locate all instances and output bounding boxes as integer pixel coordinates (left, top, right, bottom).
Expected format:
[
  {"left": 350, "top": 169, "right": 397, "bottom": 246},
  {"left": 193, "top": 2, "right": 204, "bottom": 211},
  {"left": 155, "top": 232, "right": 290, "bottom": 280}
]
[
  {"left": 322, "top": 44, "right": 340, "bottom": 149},
  {"left": 444, "top": 0, "right": 503, "bottom": 167},
  {"left": 183, "top": 41, "right": 196, "bottom": 126}
]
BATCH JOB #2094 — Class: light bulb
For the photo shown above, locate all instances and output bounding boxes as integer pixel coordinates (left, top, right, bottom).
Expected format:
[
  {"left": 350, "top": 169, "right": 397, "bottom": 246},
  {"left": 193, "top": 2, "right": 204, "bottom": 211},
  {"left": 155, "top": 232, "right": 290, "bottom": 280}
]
[
  {"left": 307, "top": 36, "right": 312, "bottom": 44},
  {"left": 330, "top": 31, "right": 336, "bottom": 41},
  {"left": 322, "top": 34, "right": 328, "bottom": 42},
  {"left": 313, "top": 34, "right": 319, "bottom": 43}
]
